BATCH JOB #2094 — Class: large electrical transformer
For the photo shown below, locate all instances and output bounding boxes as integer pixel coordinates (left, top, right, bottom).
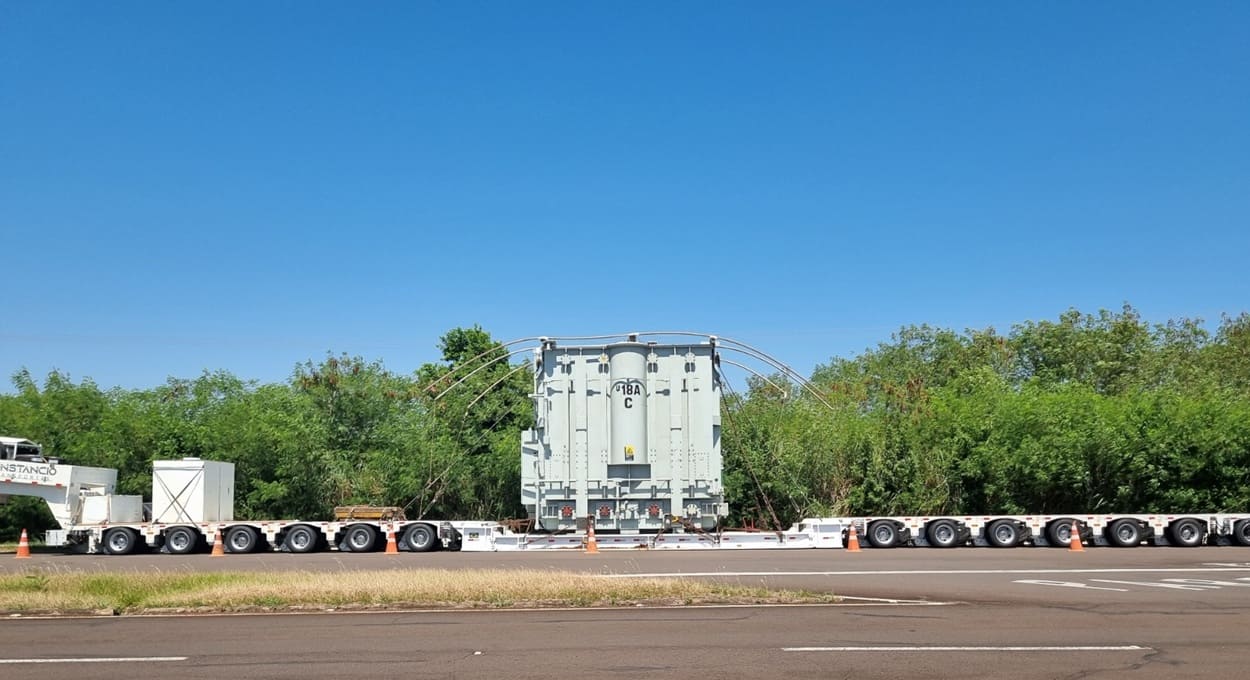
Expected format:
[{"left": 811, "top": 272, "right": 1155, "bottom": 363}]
[{"left": 520, "top": 335, "right": 727, "bottom": 531}]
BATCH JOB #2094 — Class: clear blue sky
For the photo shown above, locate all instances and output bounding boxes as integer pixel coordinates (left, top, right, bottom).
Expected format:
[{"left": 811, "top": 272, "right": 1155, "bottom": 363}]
[{"left": 3, "top": 3, "right": 1247, "bottom": 391}]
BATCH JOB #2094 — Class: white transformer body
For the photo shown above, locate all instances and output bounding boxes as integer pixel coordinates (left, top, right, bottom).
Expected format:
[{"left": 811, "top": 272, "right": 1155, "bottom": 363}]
[
  {"left": 521, "top": 338, "right": 727, "bottom": 531},
  {"left": 151, "top": 458, "right": 235, "bottom": 523}
]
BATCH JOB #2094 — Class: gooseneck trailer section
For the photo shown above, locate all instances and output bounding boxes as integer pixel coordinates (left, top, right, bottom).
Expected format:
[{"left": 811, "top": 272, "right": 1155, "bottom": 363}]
[{"left": 4, "top": 336, "right": 1250, "bottom": 554}]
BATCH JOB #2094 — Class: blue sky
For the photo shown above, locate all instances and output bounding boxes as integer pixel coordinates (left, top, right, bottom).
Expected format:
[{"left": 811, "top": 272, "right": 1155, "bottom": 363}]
[{"left": 3, "top": 3, "right": 1247, "bottom": 391}]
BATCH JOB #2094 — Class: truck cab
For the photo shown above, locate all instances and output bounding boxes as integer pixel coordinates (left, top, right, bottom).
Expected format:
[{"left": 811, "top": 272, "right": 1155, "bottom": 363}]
[{"left": 0, "top": 437, "right": 49, "bottom": 463}]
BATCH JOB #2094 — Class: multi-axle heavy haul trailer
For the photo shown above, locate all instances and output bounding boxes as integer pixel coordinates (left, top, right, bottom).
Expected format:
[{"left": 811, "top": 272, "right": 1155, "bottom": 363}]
[
  {"left": 4, "top": 442, "right": 1248, "bottom": 554},
  {"left": 4, "top": 336, "right": 1250, "bottom": 554},
  {"left": 0, "top": 441, "right": 461, "bottom": 555}
]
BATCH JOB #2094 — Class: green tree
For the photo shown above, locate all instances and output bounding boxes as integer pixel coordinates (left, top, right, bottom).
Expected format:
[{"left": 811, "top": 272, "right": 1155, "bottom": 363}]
[{"left": 414, "top": 326, "right": 533, "bottom": 519}]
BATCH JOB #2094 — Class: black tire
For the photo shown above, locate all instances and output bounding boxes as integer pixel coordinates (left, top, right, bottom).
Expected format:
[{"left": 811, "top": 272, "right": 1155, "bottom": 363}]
[
  {"left": 1045, "top": 519, "right": 1077, "bottom": 547},
  {"left": 283, "top": 525, "right": 320, "bottom": 553},
  {"left": 925, "top": 519, "right": 961, "bottom": 548},
  {"left": 1233, "top": 520, "right": 1250, "bottom": 547},
  {"left": 103, "top": 528, "right": 139, "bottom": 555},
  {"left": 401, "top": 524, "right": 438, "bottom": 552},
  {"left": 1107, "top": 518, "right": 1143, "bottom": 547},
  {"left": 986, "top": 520, "right": 1022, "bottom": 548},
  {"left": 342, "top": 524, "right": 378, "bottom": 552},
  {"left": 225, "top": 526, "right": 261, "bottom": 554},
  {"left": 867, "top": 521, "right": 900, "bottom": 549},
  {"left": 164, "top": 526, "right": 200, "bottom": 555},
  {"left": 1167, "top": 518, "right": 1205, "bottom": 548}
]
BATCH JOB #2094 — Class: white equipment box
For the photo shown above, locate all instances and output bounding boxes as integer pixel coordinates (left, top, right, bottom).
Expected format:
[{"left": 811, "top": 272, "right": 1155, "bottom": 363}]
[
  {"left": 81, "top": 494, "right": 144, "bottom": 523},
  {"left": 151, "top": 458, "right": 235, "bottom": 523}
]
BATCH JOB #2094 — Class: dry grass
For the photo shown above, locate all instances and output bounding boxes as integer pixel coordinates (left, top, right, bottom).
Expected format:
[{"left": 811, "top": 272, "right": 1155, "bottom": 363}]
[{"left": 0, "top": 568, "right": 836, "bottom": 614}]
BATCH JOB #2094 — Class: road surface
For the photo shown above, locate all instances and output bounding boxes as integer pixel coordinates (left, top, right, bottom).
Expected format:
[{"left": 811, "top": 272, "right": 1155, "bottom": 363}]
[{"left": 4, "top": 547, "right": 1250, "bottom": 678}]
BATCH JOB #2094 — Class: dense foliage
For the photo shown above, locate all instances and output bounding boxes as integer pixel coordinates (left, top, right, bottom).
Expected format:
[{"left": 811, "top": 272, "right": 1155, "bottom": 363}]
[
  {"left": 2, "top": 308, "right": 1249, "bottom": 540},
  {"left": 724, "top": 306, "right": 1250, "bottom": 527},
  {"left": 0, "top": 326, "right": 532, "bottom": 540}
]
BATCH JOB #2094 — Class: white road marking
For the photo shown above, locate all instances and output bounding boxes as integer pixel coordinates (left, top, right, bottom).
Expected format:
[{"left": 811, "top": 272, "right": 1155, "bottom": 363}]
[
  {"left": 0, "top": 657, "right": 187, "bottom": 664},
  {"left": 783, "top": 646, "right": 1149, "bottom": 652},
  {"left": 605, "top": 567, "right": 1250, "bottom": 578},
  {"left": 1018, "top": 576, "right": 1250, "bottom": 593},
  {"left": 1015, "top": 579, "right": 1129, "bottom": 592},
  {"left": 834, "top": 595, "right": 952, "bottom": 604},
  {"left": 1091, "top": 579, "right": 1222, "bottom": 591},
  {"left": 1164, "top": 578, "right": 1250, "bottom": 588}
]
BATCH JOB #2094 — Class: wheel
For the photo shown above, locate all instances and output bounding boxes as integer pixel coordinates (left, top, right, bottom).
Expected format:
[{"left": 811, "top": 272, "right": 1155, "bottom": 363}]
[
  {"left": 1107, "top": 518, "right": 1143, "bottom": 547},
  {"left": 986, "top": 520, "right": 1022, "bottom": 548},
  {"left": 1234, "top": 520, "right": 1250, "bottom": 547},
  {"left": 925, "top": 519, "right": 961, "bottom": 548},
  {"left": 164, "top": 526, "right": 200, "bottom": 555},
  {"left": 867, "top": 521, "right": 900, "bottom": 548},
  {"left": 342, "top": 525, "right": 378, "bottom": 552},
  {"left": 1167, "top": 518, "right": 1205, "bottom": 547},
  {"left": 283, "top": 525, "right": 320, "bottom": 553},
  {"left": 103, "top": 528, "right": 139, "bottom": 555},
  {"left": 401, "top": 524, "right": 437, "bottom": 552},
  {"left": 401, "top": 524, "right": 438, "bottom": 552},
  {"left": 225, "top": 526, "right": 260, "bottom": 554},
  {"left": 1045, "top": 519, "right": 1077, "bottom": 547}
]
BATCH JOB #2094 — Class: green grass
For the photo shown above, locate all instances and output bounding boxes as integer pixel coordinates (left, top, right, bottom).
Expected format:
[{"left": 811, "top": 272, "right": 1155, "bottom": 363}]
[
  {"left": 0, "top": 541, "right": 60, "bottom": 554},
  {"left": 0, "top": 568, "right": 837, "bottom": 614}
]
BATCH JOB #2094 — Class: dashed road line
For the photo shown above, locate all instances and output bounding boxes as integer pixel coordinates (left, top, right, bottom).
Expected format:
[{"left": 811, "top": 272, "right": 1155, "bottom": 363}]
[
  {"left": 783, "top": 645, "right": 1149, "bottom": 652},
  {"left": 0, "top": 657, "right": 187, "bottom": 664},
  {"left": 1019, "top": 576, "right": 1250, "bottom": 593},
  {"left": 833, "top": 595, "right": 953, "bottom": 604},
  {"left": 1015, "top": 579, "right": 1130, "bottom": 592},
  {"left": 605, "top": 567, "right": 1250, "bottom": 578}
]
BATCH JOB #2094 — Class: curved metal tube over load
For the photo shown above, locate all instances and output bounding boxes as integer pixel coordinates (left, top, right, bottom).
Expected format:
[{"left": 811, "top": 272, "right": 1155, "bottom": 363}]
[{"left": 431, "top": 331, "right": 831, "bottom": 534}]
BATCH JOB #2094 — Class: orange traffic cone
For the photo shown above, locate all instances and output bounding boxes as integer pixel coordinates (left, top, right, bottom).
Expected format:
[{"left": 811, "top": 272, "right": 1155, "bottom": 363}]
[
  {"left": 846, "top": 523, "right": 861, "bottom": 552},
  {"left": 1069, "top": 520, "right": 1085, "bottom": 552},
  {"left": 15, "top": 529, "right": 31, "bottom": 559},
  {"left": 385, "top": 526, "right": 399, "bottom": 555},
  {"left": 585, "top": 518, "right": 599, "bottom": 555},
  {"left": 211, "top": 528, "right": 225, "bottom": 557}
]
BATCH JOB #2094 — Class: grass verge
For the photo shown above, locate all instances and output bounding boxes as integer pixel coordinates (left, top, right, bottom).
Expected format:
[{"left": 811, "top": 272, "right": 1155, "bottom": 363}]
[
  {"left": 0, "top": 568, "right": 836, "bottom": 615},
  {"left": 1, "top": 542, "right": 62, "bottom": 555}
]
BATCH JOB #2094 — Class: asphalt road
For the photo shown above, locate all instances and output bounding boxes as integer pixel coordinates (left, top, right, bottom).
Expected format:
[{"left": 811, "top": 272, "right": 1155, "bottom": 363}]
[
  {"left": 2, "top": 595, "right": 1246, "bottom": 679},
  {"left": 6, "top": 544, "right": 1250, "bottom": 602},
  {"left": 4, "top": 547, "right": 1250, "bottom": 678}
]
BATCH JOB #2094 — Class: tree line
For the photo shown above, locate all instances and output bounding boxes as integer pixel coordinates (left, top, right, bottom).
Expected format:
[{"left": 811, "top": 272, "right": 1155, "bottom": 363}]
[
  {"left": 2, "top": 307, "right": 1249, "bottom": 541},
  {"left": 0, "top": 327, "right": 531, "bottom": 541},
  {"left": 724, "top": 306, "right": 1250, "bottom": 527}
]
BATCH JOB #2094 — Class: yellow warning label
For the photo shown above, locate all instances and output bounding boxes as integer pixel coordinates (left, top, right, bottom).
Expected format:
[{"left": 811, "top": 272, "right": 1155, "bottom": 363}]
[{"left": 624, "top": 445, "right": 635, "bottom": 460}]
